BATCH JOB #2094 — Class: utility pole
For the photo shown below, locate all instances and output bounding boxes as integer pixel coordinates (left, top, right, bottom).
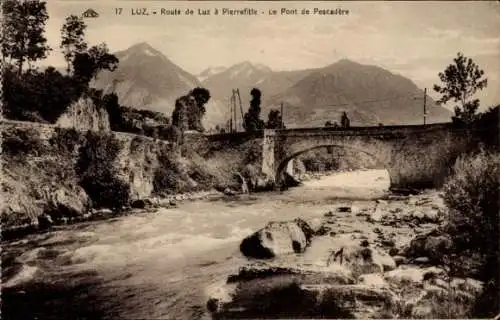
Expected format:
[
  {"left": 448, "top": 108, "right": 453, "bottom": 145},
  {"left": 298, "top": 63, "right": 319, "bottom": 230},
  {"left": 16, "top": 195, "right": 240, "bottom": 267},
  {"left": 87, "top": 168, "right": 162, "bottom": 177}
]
[
  {"left": 232, "top": 90, "right": 237, "bottom": 132},
  {"left": 423, "top": 88, "right": 427, "bottom": 125},
  {"left": 236, "top": 89, "right": 244, "bottom": 126},
  {"left": 280, "top": 102, "right": 284, "bottom": 129},
  {"left": 229, "top": 96, "right": 233, "bottom": 133}
]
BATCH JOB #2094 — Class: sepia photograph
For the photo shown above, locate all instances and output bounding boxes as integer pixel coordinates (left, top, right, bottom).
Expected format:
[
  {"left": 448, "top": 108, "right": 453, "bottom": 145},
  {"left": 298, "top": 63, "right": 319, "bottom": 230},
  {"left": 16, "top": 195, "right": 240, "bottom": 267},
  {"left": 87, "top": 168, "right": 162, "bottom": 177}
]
[{"left": 1, "top": 0, "right": 499, "bottom": 319}]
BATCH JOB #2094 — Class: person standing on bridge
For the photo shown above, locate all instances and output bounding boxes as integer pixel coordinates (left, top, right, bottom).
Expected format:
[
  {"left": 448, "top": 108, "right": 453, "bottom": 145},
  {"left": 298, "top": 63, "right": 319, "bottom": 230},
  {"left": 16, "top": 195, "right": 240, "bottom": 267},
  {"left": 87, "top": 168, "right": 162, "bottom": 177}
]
[{"left": 341, "top": 112, "right": 350, "bottom": 128}]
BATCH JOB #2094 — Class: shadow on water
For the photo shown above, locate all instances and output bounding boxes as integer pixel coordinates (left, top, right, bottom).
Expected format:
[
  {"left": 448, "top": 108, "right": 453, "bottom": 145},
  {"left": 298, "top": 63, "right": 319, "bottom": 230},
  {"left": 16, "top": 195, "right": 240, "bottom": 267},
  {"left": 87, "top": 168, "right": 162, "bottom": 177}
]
[{"left": 1, "top": 271, "right": 108, "bottom": 320}]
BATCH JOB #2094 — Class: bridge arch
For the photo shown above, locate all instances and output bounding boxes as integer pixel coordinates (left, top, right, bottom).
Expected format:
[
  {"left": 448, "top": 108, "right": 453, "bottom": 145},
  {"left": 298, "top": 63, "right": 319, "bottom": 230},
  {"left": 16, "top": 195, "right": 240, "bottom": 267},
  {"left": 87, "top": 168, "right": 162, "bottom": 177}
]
[{"left": 275, "top": 143, "right": 392, "bottom": 186}]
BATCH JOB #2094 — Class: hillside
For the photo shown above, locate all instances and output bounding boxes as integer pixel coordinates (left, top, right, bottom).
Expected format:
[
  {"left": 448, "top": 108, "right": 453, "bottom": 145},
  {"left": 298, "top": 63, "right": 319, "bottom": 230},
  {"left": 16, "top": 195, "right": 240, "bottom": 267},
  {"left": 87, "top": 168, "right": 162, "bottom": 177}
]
[
  {"left": 264, "top": 60, "right": 452, "bottom": 126},
  {"left": 93, "top": 42, "right": 200, "bottom": 115},
  {"left": 94, "top": 43, "right": 453, "bottom": 130}
]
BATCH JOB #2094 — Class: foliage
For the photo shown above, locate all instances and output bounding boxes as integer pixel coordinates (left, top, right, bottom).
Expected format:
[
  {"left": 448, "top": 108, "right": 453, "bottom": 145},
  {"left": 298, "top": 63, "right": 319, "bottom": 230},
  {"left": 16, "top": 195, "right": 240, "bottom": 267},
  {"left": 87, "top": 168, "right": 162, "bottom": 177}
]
[
  {"left": 434, "top": 52, "right": 488, "bottom": 125},
  {"left": 442, "top": 150, "right": 499, "bottom": 317},
  {"left": 153, "top": 149, "right": 186, "bottom": 194},
  {"left": 49, "top": 127, "right": 81, "bottom": 154},
  {"left": 186, "top": 153, "right": 218, "bottom": 190},
  {"left": 2, "top": 127, "right": 45, "bottom": 157},
  {"left": 2, "top": 5, "right": 120, "bottom": 123},
  {"left": 3, "top": 66, "right": 83, "bottom": 122},
  {"left": 472, "top": 105, "right": 499, "bottom": 147},
  {"left": 76, "top": 131, "right": 129, "bottom": 210},
  {"left": 72, "top": 43, "right": 119, "bottom": 88},
  {"left": 1, "top": 0, "right": 50, "bottom": 74},
  {"left": 60, "top": 14, "right": 87, "bottom": 74},
  {"left": 172, "top": 87, "right": 211, "bottom": 135},
  {"left": 243, "top": 88, "right": 265, "bottom": 132},
  {"left": 266, "top": 109, "right": 284, "bottom": 129}
]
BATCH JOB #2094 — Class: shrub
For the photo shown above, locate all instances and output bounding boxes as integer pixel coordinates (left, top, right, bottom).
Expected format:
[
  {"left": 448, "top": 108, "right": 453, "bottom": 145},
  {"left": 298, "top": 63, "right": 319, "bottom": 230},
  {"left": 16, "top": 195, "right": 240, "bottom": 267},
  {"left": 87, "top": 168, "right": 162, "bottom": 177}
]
[
  {"left": 49, "top": 127, "right": 81, "bottom": 154},
  {"left": 2, "top": 127, "right": 46, "bottom": 156},
  {"left": 76, "top": 131, "right": 129, "bottom": 210},
  {"left": 80, "top": 169, "right": 129, "bottom": 210},
  {"left": 153, "top": 149, "right": 185, "bottom": 194},
  {"left": 442, "top": 149, "right": 500, "bottom": 317}
]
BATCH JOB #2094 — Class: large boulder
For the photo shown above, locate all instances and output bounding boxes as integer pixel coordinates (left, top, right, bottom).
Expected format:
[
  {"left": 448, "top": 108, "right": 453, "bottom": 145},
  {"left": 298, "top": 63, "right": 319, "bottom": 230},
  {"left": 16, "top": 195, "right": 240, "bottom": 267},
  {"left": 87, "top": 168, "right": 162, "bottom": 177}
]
[
  {"left": 207, "top": 260, "right": 397, "bottom": 319},
  {"left": 405, "top": 278, "right": 483, "bottom": 319},
  {"left": 327, "top": 242, "right": 397, "bottom": 276},
  {"left": 402, "top": 229, "right": 453, "bottom": 263},
  {"left": 46, "top": 185, "right": 92, "bottom": 220},
  {"left": 240, "top": 218, "right": 314, "bottom": 259}
]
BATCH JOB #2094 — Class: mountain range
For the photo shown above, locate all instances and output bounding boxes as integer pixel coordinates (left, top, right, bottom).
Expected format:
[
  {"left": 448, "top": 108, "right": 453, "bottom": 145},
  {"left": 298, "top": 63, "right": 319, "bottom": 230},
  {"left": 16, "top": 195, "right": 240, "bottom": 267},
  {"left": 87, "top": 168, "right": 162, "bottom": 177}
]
[{"left": 93, "top": 42, "right": 453, "bottom": 129}]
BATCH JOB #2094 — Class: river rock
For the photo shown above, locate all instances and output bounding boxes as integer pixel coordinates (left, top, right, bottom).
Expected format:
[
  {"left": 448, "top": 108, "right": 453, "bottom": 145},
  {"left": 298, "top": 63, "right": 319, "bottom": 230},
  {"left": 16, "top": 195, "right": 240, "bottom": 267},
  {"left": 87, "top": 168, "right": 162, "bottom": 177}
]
[
  {"left": 414, "top": 257, "right": 430, "bottom": 264},
  {"left": 240, "top": 218, "right": 314, "bottom": 258},
  {"left": 207, "top": 275, "right": 398, "bottom": 319},
  {"left": 358, "top": 273, "right": 388, "bottom": 287},
  {"left": 327, "top": 243, "right": 396, "bottom": 276},
  {"left": 409, "top": 208, "right": 442, "bottom": 223},
  {"left": 337, "top": 206, "right": 352, "bottom": 213},
  {"left": 130, "top": 199, "right": 147, "bottom": 209},
  {"left": 368, "top": 205, "right": 386, "bottom": 222},
  {"left": 384, "top": 266, "right": 445, "bottom": 285},
  {"left": 403, "top": 229, "right": 452, "bottom": 263},
  {"left": 406, "top": 279, "right": 482, "bottom": 319},
  {"left": 393, "top": 255, "right": 408, "bottom": 266},
  {"left": 48, "top": 186, "right": 91, "bottom": 219}
]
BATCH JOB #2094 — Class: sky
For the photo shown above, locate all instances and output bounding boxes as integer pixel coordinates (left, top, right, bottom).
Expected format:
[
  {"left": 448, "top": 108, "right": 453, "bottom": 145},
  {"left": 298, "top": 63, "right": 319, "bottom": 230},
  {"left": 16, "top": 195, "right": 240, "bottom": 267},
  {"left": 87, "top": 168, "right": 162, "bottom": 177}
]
[{"left": 42, "top": 1, "right": 500, "bottom": 109}]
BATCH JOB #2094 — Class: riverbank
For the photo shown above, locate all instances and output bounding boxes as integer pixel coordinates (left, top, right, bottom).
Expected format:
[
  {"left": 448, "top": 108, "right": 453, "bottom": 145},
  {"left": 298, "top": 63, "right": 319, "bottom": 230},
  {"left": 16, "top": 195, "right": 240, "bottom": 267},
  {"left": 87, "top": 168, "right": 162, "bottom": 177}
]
[
  {"left": 206, "top": 187, "right": 483, "bottom": 319},
  {"left": 1, "top": 189, "right": 226, "bottom": 241},
  {"left": 1, "top": 123, "right": 264, "bottom": 238}
]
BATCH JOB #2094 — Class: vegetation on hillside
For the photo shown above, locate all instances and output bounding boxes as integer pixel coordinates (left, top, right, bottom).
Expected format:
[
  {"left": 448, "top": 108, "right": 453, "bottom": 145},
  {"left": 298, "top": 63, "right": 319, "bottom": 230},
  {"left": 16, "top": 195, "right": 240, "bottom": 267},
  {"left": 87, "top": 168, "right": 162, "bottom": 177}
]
[
  {"left": 1, "top": 2, "right": 118, "bottom": 123},
  {"left": 76, "top": 132, "right": 130, "bottom": 210},
  {"left": 442, "top": 150, "right": 499, "bottom": 317}
]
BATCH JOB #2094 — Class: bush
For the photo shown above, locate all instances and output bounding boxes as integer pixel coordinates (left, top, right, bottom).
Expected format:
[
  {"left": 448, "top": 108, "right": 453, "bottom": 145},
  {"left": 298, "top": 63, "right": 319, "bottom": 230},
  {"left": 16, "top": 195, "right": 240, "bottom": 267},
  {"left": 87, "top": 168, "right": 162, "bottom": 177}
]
[
  {"left": 2, "top": 127, "right": 46, "bottom": 156},
  {"left": 49, "top": 127, "right": 82, "bottom": 154},
  {"left": 442, "top": 149, "right": 500, "bottom": 317},
  {"left": 153, "top": 149, "right": 186, "bottom": 194},
  {"left": 76, "top": 131, "right": 129, "bottom": 210},
  {"left": 80, "top": 169, "right": 129, "bottom": 210}
]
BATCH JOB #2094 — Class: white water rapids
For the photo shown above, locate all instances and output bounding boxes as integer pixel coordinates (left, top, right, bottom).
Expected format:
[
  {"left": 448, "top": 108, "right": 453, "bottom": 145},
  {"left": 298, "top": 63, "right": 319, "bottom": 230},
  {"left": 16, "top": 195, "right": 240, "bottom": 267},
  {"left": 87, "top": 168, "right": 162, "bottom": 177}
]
[{"left": 2, "top": 169, "right": 390, "bottom": 319}]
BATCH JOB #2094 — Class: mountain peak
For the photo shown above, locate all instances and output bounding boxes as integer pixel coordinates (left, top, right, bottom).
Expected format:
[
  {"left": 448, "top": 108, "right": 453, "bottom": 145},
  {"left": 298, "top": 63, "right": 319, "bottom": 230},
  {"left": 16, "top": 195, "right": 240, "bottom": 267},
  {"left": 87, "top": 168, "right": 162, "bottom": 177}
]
[{"left": 125, "top": 42, "right": 163, "bottom": 58}]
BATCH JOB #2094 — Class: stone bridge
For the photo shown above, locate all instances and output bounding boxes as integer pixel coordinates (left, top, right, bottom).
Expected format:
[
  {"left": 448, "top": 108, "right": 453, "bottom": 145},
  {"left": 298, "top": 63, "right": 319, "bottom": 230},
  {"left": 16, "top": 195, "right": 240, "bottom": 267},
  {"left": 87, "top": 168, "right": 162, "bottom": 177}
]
[{"left": 259, "top": 123, "right": 477, "bottom": 189}]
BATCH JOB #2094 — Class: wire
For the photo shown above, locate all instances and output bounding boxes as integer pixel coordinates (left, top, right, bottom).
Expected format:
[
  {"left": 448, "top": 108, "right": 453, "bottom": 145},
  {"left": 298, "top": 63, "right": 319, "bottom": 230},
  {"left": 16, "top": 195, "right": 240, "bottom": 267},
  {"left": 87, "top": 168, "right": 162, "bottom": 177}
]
[{"left": 288, "top": 94, "right": 423, "bottom": 109}]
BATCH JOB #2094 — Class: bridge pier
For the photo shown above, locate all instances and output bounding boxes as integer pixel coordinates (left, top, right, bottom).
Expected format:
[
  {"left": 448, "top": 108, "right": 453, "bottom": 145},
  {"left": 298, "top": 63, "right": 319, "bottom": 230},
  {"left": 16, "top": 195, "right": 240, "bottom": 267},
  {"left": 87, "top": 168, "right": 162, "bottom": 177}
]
[{"left": 261, "top": 129, "right": 277, "bottom": 184}]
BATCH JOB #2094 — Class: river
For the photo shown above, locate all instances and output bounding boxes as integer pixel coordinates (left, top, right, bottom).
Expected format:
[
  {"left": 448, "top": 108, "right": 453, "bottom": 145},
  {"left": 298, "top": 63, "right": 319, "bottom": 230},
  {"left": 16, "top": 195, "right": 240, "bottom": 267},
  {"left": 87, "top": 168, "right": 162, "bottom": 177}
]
[{"left": 2, "top": 169, "right": 391, "bottom": 320}]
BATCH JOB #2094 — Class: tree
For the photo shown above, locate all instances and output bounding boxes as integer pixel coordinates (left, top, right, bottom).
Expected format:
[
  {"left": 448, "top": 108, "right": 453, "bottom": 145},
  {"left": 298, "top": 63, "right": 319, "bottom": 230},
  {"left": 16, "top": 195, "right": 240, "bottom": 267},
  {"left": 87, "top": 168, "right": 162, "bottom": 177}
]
[
  {"left": 266, "top": 109, "right": 284, "bottom": 129},
  {"left": 325, "top": 121, "right": 333, "bottom": 127},
  {"left": 1, "top": 0, "right": 51, "bottom": 74},
  {"left": 243, "top": 88, "right": 265, "bottom": 132},
  {"left": 340, "top": 112, "right": 350, "bottom": 128},
  {"left": 172, "top": 87, "right": 211, "bottom": 137},
  {"left": 60, "top": 15, "right": 88, "bottom": 74},
  {"left": 188, "top": 87, "right": 211, "bottom": 131},
  {"left": 73, "top": 43, "right": 119, "bottom": 88},
  {"left": 434, "top": 52, "right": 488, "bottom": 125}
]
